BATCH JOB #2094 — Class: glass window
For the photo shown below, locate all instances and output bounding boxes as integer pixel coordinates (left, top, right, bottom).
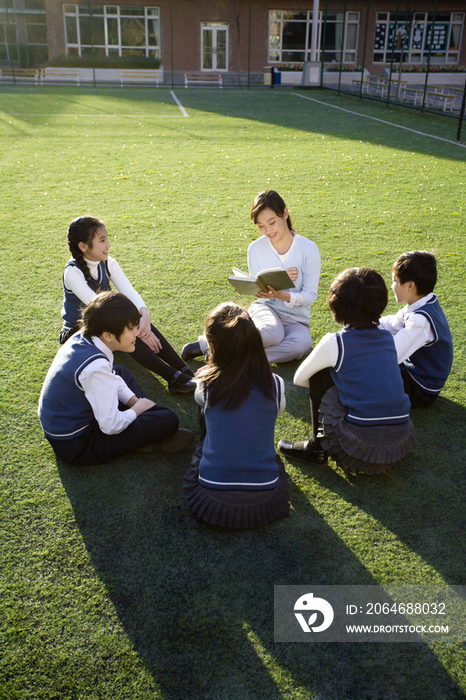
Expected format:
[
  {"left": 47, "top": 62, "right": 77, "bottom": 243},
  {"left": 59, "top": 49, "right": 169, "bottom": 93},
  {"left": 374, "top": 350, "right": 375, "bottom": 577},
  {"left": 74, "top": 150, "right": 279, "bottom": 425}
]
[
  {"left": 107, "top": 17, "right": 118, "bottom": 45},
  {"left": 282, "top": 21, "right": 306, "bottom": 50},
  {"left": 64, "top": 5, "right": 160, "bottom": 58},
  {"left": 27, "top": 23, "right": 46, "bottom": 43},
  {"left": 121, "top": 7, "right": 144, "bottom": 16},
  {"left": 283, "top": 11, "right": 306, "bottom": 20},
  {"left": 24, "top": 0, "right": 45, "bottom": 9},
  {"left": 268, "top": 9, "right": 359, "bottom": 64},
  {"left": 121, "top": 17, "right": 145, "bottom": 46},
  {"left": 65, "top": 15, "right": 78, "bottom": 44},
  {"left": 373, "top": 12, "right": 463, "bottom": 65}
]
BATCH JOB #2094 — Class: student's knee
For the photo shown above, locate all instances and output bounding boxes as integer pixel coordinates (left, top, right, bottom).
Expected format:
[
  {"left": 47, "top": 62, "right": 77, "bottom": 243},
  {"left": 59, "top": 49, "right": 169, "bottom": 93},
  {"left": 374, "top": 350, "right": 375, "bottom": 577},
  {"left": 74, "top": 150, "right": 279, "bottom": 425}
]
[
  {"left": 147, "top": 405, "right": 179, "bottom": 438},
  {"left": 249, "top": 312, "right": 284, "bottom": 347},
  {"left": 259, "top": 324, "right": 285, "bottom": 348}
]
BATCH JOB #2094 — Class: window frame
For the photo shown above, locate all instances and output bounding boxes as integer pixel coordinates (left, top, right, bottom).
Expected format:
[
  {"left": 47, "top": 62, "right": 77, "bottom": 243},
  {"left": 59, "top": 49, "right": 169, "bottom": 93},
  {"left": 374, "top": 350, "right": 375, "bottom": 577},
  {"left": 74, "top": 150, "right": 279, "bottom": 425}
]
[
  {"left": 268, "top": 10, "right": 360, "bottom": 65},
  {"left": 63, "top": 4, "right": 161, "bottom": 59},
  {"left": 373, "top": 11, "right": 464, "bottom": 65}
]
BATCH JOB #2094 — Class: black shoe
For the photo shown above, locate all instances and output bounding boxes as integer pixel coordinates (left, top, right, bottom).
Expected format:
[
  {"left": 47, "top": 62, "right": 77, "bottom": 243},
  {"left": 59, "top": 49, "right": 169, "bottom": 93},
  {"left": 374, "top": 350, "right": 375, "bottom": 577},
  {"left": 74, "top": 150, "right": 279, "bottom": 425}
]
[
  {"left": 278, "top": 439, "right": 328, "bottom": 467},
  {"left": 181, "top": 341, "right": 202, "bottom": 362},
  {"left": 168, "top": 378, "right": 196, "bottom": 394}
]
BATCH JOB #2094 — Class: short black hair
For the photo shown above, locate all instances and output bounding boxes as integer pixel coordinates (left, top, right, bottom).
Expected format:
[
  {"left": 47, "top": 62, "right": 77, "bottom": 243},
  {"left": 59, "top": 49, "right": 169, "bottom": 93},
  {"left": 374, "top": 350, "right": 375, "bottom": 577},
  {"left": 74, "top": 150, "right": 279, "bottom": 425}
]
[
  {"left": 392, "top": 251, "right": 437, "bottom": 295},
  {"left": 327, "top": 268, "right": 388, "bottom": 329},
  {"left": 80, "top": 291, "right": 140, "bottom": 340}
]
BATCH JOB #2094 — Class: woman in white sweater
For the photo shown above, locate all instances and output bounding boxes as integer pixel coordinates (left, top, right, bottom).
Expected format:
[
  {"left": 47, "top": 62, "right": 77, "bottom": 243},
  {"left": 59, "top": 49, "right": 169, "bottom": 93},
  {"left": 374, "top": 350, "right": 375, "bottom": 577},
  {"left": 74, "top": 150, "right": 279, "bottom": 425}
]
[{"left": 182, "top": 190, "right": 321, "bottom": 364}]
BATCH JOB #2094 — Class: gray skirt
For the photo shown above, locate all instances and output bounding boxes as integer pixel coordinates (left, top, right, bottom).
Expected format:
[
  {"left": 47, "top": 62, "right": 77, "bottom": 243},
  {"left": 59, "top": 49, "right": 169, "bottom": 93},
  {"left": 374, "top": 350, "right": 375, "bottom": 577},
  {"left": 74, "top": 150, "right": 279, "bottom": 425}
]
[
  {"left": 183, "top": 442, "right": 290, "bottom": 529},
  {"left": 319, "top": 386, "right": 415, "bottom": 475}
]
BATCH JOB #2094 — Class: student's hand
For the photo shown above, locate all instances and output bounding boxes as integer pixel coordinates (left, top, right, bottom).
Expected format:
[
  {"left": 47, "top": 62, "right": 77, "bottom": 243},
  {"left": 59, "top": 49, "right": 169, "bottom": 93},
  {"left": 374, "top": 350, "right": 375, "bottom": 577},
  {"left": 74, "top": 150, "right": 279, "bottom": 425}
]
[
  {"left": 138, "top": 308, "right": 162, "bottom": 353},
  {"left": 141, "top": 330, "right": 162, "bottom": 353},
  {"left": 194, "top": 365, "right": 210, "bottom": 377},
  {"left": 131, "top": 398, "right": 156, "bottom": 416},
  {"left": 286, "top": 266, "right": 299, "bottom": 282}
]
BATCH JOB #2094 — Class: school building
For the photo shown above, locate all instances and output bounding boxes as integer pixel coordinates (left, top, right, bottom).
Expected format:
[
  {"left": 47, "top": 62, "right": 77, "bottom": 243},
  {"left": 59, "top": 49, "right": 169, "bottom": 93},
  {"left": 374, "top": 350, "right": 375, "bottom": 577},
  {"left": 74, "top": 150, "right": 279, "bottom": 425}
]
[{"left": 1, "top": 0, "right": 465, "bottom": 85}]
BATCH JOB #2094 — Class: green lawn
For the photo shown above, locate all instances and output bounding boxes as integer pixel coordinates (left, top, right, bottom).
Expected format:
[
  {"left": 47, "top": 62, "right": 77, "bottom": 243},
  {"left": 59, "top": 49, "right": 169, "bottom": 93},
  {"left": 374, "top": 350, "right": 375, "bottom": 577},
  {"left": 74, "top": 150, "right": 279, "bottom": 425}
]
[{"left": 1, "top": 86, "right": 465, "bottom": 699}]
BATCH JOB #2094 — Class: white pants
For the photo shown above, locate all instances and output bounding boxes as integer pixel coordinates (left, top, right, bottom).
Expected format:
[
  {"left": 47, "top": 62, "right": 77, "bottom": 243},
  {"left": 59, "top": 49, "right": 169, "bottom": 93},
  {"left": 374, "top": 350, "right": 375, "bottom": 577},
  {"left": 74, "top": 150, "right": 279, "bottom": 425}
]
[
  {"left": 248, "top": 301, "right": 312, "bottom": 364},
  {"left": 198, "top": 302, "right": 312, "bottom": 364}
]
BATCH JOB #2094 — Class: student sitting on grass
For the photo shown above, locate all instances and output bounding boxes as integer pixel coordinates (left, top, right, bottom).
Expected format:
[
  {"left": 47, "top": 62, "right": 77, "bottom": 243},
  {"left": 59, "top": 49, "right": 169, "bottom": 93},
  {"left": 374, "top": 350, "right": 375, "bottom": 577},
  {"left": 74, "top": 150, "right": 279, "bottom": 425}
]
[
  {"left": 279, "top": 268, "right": 415, "bottom": 474},
  {"left": 183, "top": 302, "right": 289, "bottom": 529},
  {"left": 39, "top": 291, "right": 194, "bottom": 466},
  {"left": 379, "top": 251, "right": 453, "bottom": 408},
  {"left": 60, "top": 215, "right": 195, "bottom": 394}
]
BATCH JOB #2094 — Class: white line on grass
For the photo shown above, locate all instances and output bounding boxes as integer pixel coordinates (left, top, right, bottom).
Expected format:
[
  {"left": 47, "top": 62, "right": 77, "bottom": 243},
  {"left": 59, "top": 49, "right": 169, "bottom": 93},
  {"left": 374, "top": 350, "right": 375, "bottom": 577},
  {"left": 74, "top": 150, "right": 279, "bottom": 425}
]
[
  {"left": 293, "top": 92, "right": 466, "bottom": 149},
  {"left": 170, "top": 90, "right": 189, "bottom": 117}
]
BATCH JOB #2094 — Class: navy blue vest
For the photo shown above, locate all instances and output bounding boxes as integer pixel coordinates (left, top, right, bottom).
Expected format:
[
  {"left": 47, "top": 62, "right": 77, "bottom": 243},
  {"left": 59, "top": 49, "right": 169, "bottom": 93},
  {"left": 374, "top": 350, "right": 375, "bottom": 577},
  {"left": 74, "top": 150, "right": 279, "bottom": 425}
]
[
  {"left": 38, "top": 333, "right": 109, "bottom": 440},
  {"left": 403, "top": 295, "right": 453, "bottom": 394},
  {"left": 199, "top": 376, "right": 281, "bottom": 491},
  {"left": 331, "top": 327, "right": 411, "bottom": 426},
  {"left": 61, "top": 259, "right": 111, "bottom": 332}
]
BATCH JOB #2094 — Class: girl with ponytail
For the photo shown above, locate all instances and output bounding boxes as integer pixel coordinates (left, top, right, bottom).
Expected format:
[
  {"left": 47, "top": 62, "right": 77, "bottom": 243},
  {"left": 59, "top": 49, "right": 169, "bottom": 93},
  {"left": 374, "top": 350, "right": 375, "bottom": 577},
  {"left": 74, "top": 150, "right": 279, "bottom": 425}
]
[
  {"left": 60, "top": 216, "right": 195, "bottom": 394},
  {"left": 183, "top": 302, "right": 290, "bottom": 529}
]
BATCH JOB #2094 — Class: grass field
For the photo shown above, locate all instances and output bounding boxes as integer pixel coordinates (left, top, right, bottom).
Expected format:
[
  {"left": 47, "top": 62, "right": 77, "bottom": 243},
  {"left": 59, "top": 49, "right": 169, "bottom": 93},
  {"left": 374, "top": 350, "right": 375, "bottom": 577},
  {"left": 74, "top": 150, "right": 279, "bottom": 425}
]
[{"left": 1, "top": 86, "right": 466, "bottom": 700}]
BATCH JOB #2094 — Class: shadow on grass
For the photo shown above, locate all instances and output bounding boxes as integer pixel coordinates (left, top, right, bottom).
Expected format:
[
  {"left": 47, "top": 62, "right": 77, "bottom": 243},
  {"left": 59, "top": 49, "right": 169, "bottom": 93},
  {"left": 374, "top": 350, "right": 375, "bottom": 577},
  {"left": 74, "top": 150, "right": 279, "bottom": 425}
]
[
  {"left": 57, "top": 397, "right": 466, "bottom": 699},
  {"left": 1, "top": 86, "right": 463, "bottom": 162},
  {"left": 300, "top": 396, "right": 466, "bottom": 588}
]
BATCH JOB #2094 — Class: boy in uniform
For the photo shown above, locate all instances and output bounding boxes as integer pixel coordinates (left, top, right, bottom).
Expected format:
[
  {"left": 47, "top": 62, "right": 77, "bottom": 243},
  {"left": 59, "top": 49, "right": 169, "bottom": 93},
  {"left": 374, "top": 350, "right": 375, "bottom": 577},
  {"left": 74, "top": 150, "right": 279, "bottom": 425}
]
[
  {"left": 379, "top": 251, "right": 453, "bottom": 407},
  {"left": 39, "top": 291, "right": 194, "bottom": 465}
]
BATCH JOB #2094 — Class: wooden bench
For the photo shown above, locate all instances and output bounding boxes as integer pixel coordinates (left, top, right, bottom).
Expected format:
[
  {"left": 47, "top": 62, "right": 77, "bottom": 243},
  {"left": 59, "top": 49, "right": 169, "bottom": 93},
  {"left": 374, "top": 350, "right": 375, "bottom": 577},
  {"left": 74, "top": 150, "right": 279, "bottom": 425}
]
[
  {"left": 426, "top": 91, "right": 455, "bottom": 112},
  {"left": 0, "top": 67, "right": 40, "bottom": 83},
  {"left": 184, "top": 72, "right": 222, "bottom": 88},
  {"left": 40, "top": 68, "right": 80, "bottom": 84},
  {"left": 400, "top": 86, "right": 425, "bottom": 106},
  {"left": 352, "top": 77, "right": 407, "bottom": 98},
  {"left": 120, "top": 69, "right": 162, "bottom": 87}
]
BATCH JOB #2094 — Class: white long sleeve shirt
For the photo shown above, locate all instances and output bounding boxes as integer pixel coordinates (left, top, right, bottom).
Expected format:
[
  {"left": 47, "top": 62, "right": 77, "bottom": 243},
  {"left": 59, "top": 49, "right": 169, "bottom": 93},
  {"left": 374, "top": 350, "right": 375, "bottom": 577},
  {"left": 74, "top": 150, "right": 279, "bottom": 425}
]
[
  {"left": 78, "top": 336, "right": 138, "bottom": 435},
  {"left": 63, "top": 255, "right": 146, "bottom": 310},
  {"left": 378, "top": 293, "right": 435, "bottom": 364}
]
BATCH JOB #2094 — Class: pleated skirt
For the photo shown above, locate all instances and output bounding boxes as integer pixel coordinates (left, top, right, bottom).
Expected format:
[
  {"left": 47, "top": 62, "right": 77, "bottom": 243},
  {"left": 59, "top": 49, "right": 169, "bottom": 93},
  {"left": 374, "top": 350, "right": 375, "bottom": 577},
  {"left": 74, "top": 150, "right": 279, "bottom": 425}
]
[
  {"left": 319, "top": 386, "right": 415, "bottom": 475},
  {"left": 183, "top": 443, "right": 290, "bottom": 529}
]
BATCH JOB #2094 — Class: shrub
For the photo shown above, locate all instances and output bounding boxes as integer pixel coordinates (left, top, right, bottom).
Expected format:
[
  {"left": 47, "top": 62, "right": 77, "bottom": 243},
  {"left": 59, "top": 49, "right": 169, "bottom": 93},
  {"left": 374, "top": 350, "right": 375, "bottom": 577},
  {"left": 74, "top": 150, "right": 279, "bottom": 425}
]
[{"left": 48, "top": 54, "right": 161, "bottom": 69}]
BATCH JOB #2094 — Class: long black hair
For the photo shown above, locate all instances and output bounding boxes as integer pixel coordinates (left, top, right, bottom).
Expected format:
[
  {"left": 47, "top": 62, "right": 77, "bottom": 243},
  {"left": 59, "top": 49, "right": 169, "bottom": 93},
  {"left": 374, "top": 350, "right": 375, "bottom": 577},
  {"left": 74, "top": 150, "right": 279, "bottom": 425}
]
[
  {"left": 200, "top": 302, "right": 274, "bottom": 410},
  {"left": 67, "top": 215, "right": 105, "bottom": 293}
]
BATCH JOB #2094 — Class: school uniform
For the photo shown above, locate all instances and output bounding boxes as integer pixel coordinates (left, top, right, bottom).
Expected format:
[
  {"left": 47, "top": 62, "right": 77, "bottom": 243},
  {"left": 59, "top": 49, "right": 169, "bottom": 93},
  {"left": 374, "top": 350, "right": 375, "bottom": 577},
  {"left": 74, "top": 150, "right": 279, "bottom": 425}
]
[
  {"left": 379, "top": 293, "right": 453, "bottom": 407},
  {"left": 293, "top": 328, "right": 415, "bottom": 474},
  {"left": 59, "top": 256, "right": 192, "bottom": 384},
  {"left": 183, "top": 375, "right": 289, "bottom": 528},
  {"left": 39, "top": 333, "right": 178, "bottom": 465}
]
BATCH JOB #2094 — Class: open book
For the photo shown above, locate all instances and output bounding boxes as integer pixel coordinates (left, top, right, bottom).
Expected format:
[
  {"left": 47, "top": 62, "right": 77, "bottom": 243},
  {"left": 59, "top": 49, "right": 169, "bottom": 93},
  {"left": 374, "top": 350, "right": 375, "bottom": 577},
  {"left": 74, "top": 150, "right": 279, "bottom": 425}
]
[{"left": 228, "top": 267, "right": 295, "bottom": 296}]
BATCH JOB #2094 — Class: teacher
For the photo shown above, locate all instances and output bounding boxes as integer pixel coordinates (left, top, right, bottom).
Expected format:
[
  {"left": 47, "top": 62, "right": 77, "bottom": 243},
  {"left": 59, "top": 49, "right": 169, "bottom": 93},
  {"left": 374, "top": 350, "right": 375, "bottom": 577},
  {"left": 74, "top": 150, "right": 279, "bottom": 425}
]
[
  {"left": 246, "top": 189, "right": 321, "bottom": 363},
  {"left": 182, "top": 190, "right": 321, "bottom": 364}
]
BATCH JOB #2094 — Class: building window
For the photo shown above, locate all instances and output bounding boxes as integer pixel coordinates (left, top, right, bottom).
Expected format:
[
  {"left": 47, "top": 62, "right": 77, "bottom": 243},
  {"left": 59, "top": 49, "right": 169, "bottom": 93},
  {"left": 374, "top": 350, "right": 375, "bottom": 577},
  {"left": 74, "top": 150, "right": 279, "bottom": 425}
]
[
  {"left": 201, "top": 22, "right": 228, "bottom": 71},
  {"left": 373, "top": 12, "right": 464, "bottom": 64},
  {"left": 63, "top": 5, "right": 160, "bottom": 58},
  {"left": 268, "top": 10, "right": 359, "bottom": 64},
  {"left": 0, "top": 0, "right": 47, "bottom": 65}
]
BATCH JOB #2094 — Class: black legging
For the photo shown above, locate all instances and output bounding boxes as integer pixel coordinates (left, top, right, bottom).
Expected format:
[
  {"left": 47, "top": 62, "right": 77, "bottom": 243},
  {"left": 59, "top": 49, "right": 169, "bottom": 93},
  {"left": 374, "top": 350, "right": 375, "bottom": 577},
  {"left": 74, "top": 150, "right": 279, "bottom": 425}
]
[
  {"left": 132, "top": 323, "right": 193, "bottom": 383},
  {"left": 308, "top": 368, "right": 335, "bottom": 439}
]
